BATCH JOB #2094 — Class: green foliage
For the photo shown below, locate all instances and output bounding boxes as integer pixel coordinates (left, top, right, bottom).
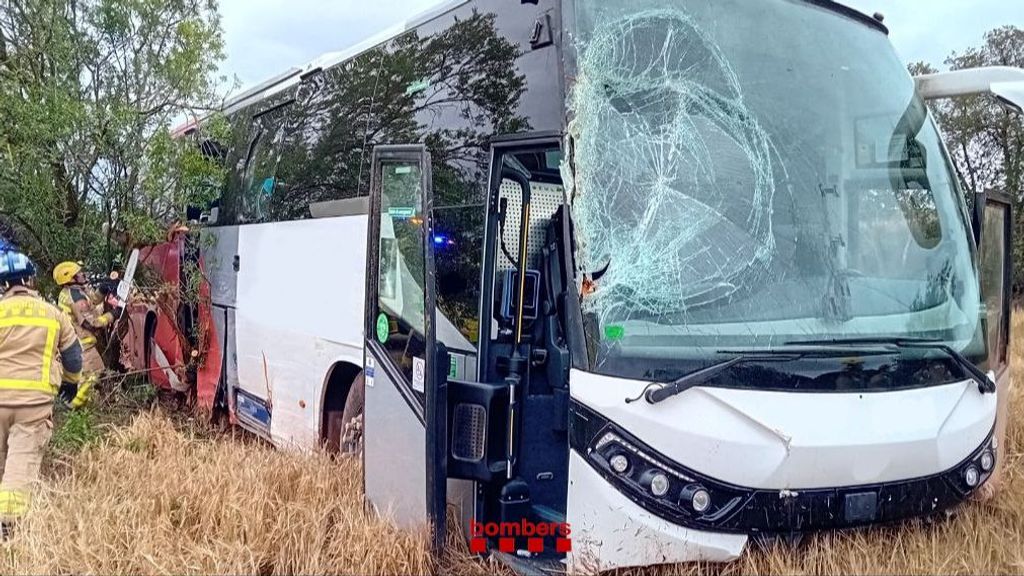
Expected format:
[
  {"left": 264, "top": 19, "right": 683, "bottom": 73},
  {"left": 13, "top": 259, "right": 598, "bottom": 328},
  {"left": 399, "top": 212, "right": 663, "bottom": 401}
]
[
  {"left": 52, "top": 407, "right": 101, "bottom": 452},
  {"left": 914, "top": 26, "right": 1024, "bottom": 293},
  {"left": 0, "top": 0, "right": 226, "bottom": 286}
]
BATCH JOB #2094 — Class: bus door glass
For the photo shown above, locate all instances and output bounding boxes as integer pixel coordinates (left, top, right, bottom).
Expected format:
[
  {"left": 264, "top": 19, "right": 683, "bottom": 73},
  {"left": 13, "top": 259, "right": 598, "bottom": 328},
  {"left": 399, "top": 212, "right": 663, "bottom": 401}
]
[
  {"left": 975, "top": 190, "right": 1013, "bottom": 374},
  {"left": 363, "top": 144, "right": 446, "bottom": 553}
]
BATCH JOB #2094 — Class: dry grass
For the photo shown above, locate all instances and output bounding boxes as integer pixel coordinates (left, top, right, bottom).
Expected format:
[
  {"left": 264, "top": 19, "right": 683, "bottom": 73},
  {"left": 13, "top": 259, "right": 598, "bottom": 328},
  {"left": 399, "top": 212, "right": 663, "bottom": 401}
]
[
  {"left": 1, "top": 319, "right": 1023, "bottom": 575},
  {"left": 0, "top": 416, "right": 433, "bottom": 575}
]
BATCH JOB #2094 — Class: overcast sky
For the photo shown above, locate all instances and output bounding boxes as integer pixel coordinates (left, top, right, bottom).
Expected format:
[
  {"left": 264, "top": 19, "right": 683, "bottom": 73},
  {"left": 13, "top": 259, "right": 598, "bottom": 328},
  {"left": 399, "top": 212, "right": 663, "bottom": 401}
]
[{"left": 217, "top": 0, "right": 1020, "bottom": 95}]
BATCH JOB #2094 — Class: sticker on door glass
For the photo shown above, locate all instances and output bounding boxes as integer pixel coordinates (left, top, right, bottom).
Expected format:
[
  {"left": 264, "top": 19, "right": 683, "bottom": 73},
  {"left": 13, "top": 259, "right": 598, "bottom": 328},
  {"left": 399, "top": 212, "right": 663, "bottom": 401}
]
[
  {"left": 365, "top": 357, "right": 375, "bottom": 388},
  {"left": 388, "top": 207, "right": 415, "bottom": 219},
  {"left": 376, "top": 313, "right": 389, "bottom": 344},
  {"left": 413, "top": 356, "right": 426, "bottom": 393}
]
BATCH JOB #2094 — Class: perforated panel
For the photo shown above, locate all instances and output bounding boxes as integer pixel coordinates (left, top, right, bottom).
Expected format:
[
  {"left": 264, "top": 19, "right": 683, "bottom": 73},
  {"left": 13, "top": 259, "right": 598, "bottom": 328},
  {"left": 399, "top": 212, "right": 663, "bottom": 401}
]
[
  {"left": 452, "top": 403, "right": 487, "bottom": 462},
  {"left": 497, "top": 178, "right": 565, "bottom": 271}
]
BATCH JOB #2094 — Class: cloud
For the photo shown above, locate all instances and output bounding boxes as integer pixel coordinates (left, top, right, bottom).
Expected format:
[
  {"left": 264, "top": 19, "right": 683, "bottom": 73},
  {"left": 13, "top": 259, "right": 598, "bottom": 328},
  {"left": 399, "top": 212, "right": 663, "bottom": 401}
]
[
  {"left": 219, "top": 0, "right": 439, "bottom": 90},
  {"left": 842, "top": 0, "right": 1016, "bottom": 66}
]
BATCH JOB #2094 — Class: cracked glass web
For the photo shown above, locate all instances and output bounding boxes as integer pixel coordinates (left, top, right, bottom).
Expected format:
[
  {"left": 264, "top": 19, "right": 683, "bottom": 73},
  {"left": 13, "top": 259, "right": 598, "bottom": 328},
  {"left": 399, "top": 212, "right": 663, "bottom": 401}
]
[{"left": 569, "top": 7, "right": 780, "bottom": 322}]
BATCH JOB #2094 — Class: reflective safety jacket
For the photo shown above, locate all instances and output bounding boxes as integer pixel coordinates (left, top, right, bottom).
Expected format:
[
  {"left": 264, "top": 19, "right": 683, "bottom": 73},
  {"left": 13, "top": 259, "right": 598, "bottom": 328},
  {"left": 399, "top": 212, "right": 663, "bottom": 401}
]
[
  {"left": 58, "top": 285, "right": 113, "bottom": 351},
  {"left": 0, "top": 286, "right": 80, "bottom": 404}
]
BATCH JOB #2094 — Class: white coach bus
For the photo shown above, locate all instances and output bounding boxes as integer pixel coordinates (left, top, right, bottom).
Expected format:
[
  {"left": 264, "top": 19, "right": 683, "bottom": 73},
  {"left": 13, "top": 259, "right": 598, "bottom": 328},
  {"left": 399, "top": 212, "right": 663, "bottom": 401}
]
[{"left": 127, "top": 0, "right": 1024, "bottom": 572}]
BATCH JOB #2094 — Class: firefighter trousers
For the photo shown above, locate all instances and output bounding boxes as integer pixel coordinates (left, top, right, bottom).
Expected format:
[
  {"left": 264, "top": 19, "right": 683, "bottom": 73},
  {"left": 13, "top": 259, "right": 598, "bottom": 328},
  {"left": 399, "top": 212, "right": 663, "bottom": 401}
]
[
  {"left": 0, "top": 403, "right": 53, "bottom": 519},
  {"left": 71, "top": 347, "right": 107, "bottom": 409}
]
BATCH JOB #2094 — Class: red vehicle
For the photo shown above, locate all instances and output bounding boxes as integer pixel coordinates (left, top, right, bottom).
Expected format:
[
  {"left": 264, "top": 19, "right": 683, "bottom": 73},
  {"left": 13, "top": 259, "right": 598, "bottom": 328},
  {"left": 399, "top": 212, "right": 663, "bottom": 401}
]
[{"left": 120, "top": 229, "right": 223, "bottom": 414}]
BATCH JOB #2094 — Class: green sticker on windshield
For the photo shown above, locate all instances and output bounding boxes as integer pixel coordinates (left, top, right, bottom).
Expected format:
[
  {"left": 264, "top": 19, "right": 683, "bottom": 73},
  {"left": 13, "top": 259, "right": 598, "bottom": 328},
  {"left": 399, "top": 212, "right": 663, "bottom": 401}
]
[
  {"left": 605, "top": 325, "right": 625, "bottom": 341},
  {"left": 376, "top": 313, "right": 390, "bottom": 344}
]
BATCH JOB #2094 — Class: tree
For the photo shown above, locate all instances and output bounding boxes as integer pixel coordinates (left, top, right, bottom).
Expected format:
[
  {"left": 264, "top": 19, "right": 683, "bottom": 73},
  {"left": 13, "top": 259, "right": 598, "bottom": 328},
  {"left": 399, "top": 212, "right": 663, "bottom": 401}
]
[
  {"left": 913, "top": 26, "right": 1024, "bottom": 292},
  {"left": 0, "top": 0, "right": 226, "bottom": 286}
]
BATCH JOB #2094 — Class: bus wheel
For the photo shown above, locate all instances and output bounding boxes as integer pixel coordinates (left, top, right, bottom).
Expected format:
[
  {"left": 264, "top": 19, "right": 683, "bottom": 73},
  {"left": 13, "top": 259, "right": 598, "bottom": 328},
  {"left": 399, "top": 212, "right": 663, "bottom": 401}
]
[{"left": 340, "top": 372, "right": 365, "bottom": 457}]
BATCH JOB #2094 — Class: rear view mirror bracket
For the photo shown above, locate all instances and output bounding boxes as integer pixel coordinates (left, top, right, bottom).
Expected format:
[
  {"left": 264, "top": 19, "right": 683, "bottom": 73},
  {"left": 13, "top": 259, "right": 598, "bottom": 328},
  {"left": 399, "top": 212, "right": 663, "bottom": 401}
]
[{"left": 915, "top": 66, "right": 1024, "bottom": 114}]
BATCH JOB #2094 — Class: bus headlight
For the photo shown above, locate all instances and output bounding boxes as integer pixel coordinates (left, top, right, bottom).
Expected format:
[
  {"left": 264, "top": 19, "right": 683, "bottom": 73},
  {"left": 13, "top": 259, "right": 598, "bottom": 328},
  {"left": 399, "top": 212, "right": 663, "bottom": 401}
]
[
  {"left": 959, "top": 436, "right": 996, "bottom": 490},
  {"left": 610, "top": 454, "right": 630, "bottom": 474},
  {"left": 980, "top": 451, "right": 994, "bottom": 472},
  {"left": 587, "top": 428, "right": 743, "bottom": 524},
  {"left": 680, "top": 484, "right": 712, "bottom": 513},
  {"left": 649, "top": 472, "right": 671, "bottom": 497},
  {"left": 963, "top": 465, "right": 980, "bottom": 488}
]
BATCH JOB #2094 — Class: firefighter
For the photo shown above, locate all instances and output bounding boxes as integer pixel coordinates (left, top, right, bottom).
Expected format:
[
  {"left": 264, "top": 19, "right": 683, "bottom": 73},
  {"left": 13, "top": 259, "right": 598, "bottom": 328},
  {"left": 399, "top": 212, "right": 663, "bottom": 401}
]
[
  {"left": 53, "top": 261, "right": 120, "bottom": 409},
  {"left": 0, "top": 247, "right": 83, "bottom": 537}
]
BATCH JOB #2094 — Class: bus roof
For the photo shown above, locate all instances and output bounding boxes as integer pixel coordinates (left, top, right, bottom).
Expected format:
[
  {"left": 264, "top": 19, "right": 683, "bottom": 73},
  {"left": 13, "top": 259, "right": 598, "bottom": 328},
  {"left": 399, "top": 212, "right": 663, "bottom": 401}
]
[{"left": 172, "top": 0, "right": 470, "bottom": 135}]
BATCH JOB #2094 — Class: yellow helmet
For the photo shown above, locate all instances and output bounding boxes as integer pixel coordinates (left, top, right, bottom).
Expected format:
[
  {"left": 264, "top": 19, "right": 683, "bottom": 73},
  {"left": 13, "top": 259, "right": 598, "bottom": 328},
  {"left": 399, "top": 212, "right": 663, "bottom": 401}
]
[{"left": 53, "top": 261, "right": 83, "bottom": 286}]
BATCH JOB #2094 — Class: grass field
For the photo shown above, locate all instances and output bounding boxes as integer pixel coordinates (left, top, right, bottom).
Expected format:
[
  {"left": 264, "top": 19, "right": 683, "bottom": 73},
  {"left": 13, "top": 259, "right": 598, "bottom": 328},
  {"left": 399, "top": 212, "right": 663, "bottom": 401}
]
[{"left": 1, "top": 320, "right": 1022, "bottom": 575}]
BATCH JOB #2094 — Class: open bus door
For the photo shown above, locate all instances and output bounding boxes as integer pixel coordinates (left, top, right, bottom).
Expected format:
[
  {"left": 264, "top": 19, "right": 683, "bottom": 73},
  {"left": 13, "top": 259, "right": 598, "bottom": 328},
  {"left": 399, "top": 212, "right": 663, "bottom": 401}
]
[
  {"left": 363, "top": 144, "right": 448, "bottom": 556},
  {"left": 973, "top": 189, "right": 1014, "bottom": 490}
]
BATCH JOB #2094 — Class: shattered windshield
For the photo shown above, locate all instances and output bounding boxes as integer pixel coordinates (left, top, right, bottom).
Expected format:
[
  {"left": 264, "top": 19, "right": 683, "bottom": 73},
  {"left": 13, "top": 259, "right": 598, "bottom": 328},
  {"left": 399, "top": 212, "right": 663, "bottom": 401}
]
[{"left": 568, "top": 0, "right": 985, "bottom": 384}]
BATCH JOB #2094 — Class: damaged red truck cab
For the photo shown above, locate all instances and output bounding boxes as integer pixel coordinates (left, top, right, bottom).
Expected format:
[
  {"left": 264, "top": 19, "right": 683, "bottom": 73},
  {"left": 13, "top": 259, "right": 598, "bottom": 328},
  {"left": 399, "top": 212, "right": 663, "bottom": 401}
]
[{"left": 121, "top": 230, "right": 224, "bottom": 413}]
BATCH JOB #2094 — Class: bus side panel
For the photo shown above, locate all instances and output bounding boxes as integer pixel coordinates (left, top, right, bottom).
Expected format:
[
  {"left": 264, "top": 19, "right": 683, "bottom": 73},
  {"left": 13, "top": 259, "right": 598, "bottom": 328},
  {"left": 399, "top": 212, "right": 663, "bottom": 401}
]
[
  {"left": 201, "top": 227, "right": 240, "bottom": 308},
  {"left": 234, "top": 216, "right": 368, "bottom": 449}
]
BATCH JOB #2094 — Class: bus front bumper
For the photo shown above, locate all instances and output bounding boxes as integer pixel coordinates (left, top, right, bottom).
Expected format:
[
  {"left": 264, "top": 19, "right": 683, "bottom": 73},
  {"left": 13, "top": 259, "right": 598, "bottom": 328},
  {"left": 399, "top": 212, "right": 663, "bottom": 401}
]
[{"left": 566, "top": 402, "right": 997, "bottom": 573}]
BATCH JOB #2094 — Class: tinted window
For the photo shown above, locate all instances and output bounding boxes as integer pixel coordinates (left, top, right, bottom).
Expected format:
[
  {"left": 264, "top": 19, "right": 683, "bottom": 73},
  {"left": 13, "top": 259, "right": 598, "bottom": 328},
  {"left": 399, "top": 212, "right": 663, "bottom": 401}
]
[
  {"left": 217, "top": 110, "right": 256, "bottom": 225},
  {"left": 238, "top": 106, "right": 292, "bottom": 224},
  {"left": 266, "top": 63, "right": 376, "bottom": 221}
]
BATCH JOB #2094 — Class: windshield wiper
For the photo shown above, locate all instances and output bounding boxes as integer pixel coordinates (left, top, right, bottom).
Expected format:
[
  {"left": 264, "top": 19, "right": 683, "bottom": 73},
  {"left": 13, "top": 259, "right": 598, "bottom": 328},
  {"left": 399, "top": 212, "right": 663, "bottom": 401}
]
[
  {"left": 785, "top": 337, "right": 996, "bottom": 394},
  {"left": 629, "top": 350, "right": 811, "bottom": 405}
]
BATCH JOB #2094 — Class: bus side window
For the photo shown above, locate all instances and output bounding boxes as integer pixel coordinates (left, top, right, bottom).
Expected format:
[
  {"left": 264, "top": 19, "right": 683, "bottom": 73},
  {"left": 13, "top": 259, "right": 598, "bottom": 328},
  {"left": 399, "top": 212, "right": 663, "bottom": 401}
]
[
  {"left": 376, "top": 160, "right": 428, "bottom": 382},
  {"left": 240, "top": 106, "right": 291, "bottom": 223},
  {"left": 218, "top": 113, "right": 257, "bottom": 226}
]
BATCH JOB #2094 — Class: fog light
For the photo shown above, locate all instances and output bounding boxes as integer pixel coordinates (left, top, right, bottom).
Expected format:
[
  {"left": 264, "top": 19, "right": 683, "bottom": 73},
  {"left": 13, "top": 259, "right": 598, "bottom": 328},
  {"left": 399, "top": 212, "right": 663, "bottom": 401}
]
[
  {"left": 650, "top": 472, "right": 670, "bottom": 497},
  {"left": 692, "top": 489, "right": 712, "bottom": 513},
  {"left": 964, "top": 465, "right": 980, "bottom": 487},
  {"left": 610, "top": 454, "right": 629, "bottom": 474},
  {"left": 981, "top": 451, "right": 995, "bottom": 472}
]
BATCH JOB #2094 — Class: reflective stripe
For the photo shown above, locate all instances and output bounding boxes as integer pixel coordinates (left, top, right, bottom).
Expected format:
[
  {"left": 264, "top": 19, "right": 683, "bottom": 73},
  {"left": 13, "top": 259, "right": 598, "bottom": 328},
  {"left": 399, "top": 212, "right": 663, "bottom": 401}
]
[
  {"left": 59, "top": 304, "right": 72, "bottom": 315},
  {"left": 0, "top": 489, "right": 28, "bottom": 519},
  {"left": 64, "top": 370, "right": 82, "bottom": 384},
  {"left": 0, "top": 317, "right": 58, "bottom": 394},
  {"left": 95, "top": 314, "right": 111, "bottom": 326},
  {"left": 71, "top": 374, "right": 96, "bottom": 409},
  {"left": 80, "top": 336, "right": 97, "bottom": 347}
]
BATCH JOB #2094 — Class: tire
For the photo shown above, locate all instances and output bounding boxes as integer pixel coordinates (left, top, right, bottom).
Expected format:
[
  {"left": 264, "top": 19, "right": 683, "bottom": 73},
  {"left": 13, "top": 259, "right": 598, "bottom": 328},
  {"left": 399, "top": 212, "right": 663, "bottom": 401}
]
[{"left": 340, "top": 372, "right": 365, "bottom": 457}]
